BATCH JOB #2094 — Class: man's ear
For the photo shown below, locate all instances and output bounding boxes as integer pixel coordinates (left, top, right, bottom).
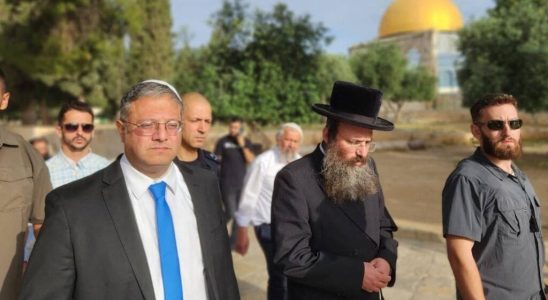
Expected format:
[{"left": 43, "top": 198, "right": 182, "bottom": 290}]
[
  {"left": 55, "top": 125, "right": 62, "bottom": 138},
  {"left": 115, "top": 120, "right": 126, "bottom": 143},
  {"left": 0, "top": 92, "right": 10, "bottom": 110},
  {"left": 322, "top": 126, "right": 329, "bottom": 144},
  {"left": 470, "top": 123, "right": 481, "bottom": 140}
]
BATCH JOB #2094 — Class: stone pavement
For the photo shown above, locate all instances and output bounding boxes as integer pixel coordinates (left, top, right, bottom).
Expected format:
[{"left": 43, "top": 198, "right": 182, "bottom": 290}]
[{"left": 231, "top": 219, "right": 456, "bottom": 300}]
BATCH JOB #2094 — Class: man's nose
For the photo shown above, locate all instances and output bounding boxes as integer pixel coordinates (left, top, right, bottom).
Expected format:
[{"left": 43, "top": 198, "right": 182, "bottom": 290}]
[
  {"left": 197, "top": 121, "right": 207, "bottom": 132},
  {"left": 152, "top": 124, "right": 168, "bottom": 140}
]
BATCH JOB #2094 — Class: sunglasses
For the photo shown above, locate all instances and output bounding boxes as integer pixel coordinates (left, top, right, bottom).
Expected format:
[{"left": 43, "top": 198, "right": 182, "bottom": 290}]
[
  {"left": 63, "top": 123, "right": 95, "bottom": 133},
  {"left": 476, "top": 119, "right": 523, "bottom": 131}
]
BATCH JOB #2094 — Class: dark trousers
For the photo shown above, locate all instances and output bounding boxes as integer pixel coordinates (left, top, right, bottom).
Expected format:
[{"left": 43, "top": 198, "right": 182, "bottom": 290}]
[
  {"left": 221, "top": 186, "right": 241, "bottom": 222},
  {"left": 255, "top": 223, "right": 287, "bottom": 300},
  {"left": 221, "top": 187, "right": 241, "bottom": 246}
]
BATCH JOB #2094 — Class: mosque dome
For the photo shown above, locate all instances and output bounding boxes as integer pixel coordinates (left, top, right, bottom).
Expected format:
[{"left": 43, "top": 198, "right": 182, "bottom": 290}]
[{"left": 379, "top": 0, "right": 464, "bottom": 38}]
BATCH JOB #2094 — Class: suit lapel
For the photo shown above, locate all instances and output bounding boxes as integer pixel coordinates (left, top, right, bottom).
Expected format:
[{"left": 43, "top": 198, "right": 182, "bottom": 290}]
[
  {"left": 311, "top": 146, "right": 379, "bottom": 246},
  {"left": 101, "top": 160, "right": 155, "bottom": 300},
  {"left": 176, "top": 162, "right": 221, "bottom": 300}
]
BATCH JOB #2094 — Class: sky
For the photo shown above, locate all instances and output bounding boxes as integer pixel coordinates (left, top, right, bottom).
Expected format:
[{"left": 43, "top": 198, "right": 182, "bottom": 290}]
[{"left": 170, "top": 0, "right": 495, "bottom": 55}]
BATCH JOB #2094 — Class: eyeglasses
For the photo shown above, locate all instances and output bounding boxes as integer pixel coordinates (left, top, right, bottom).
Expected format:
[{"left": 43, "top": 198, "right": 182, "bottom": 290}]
[
  {"left": 347, "top": 139, "right": 376, "bottom": 153},
  {"left": 122, "top": 120, "right": 182, "bottom": 136},
  {"left": 63, "top": 123, "right": 94, "bottom": 133},
  {"left": 475, "top": 119, "right": 523, "bottom": 131}
]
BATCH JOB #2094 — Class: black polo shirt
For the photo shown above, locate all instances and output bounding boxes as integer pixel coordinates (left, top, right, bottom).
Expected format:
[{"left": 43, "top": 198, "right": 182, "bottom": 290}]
[
  {"left": 442, "top": 148, "right": 545, "bottom": 299},
  {"left": 214, "top": 135, "right": 252, "bottom": 189},
  {"left": 178, "top": 149, "right": 220, "bottom": 179}
]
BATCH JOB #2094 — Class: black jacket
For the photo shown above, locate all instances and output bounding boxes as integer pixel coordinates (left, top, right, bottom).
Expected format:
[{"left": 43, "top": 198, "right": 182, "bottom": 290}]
[
  {"left": 21, "top": 158, "right": 239, "bottom": 300},
  {"left": 272, "top": 146, "right": 398, "bottom": 300}
]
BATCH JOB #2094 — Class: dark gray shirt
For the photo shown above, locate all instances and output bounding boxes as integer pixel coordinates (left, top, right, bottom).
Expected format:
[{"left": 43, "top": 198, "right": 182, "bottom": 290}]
[{"left": 442, "top": 148, "right": 545, "bottom": 300}]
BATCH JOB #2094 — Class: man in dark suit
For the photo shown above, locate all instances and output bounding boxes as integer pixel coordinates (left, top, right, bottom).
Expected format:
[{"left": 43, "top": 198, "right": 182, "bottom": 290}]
[
  {"left": 272, "top": 81, "right": 398, "bottom": 300},
  {"left": 21, "top": 80, "right": 239, "bottom": 300}
]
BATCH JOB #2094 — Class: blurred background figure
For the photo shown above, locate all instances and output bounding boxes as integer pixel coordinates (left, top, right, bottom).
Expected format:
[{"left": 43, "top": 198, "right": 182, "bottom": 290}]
[
  {"left": 214, "top": 117, "right": 255, "bottom": 239},
  {"left": 234, "top": 122, "right": 303, "bottom": 300},
  {"left": 29, "top": 136, "right": 51, "bottom": 160}
]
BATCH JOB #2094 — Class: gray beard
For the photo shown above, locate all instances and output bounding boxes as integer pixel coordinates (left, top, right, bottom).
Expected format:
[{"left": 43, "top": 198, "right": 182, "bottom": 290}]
[
  {"left": 321, "top": 144, "right": 379, "bottom": 204},
  {"left": 280, "top": 149, "right": 298, "bottom": 164}
]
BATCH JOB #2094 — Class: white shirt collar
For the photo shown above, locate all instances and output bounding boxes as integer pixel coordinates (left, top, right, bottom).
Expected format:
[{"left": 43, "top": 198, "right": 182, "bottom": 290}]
[
  {"left": 120, "top": 154, "right": 177, "bottom": 200},
  {"left": 319, "top": 142, "right": 326, "bottom": 154}
]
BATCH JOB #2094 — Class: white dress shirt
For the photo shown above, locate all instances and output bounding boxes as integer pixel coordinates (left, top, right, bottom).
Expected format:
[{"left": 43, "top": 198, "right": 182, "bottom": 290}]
[
  {"left": 234, "top": 148, "right": 301, "bottom": 227},
  {"left": 120, "top": 155, "right": 208, "bottom": 300}
]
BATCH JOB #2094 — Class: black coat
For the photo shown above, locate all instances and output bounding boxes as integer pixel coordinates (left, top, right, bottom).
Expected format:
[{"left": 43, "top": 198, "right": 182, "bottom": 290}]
[
  {"left": 20, "top": 157, "right": 239, "bottom": 300},
  {"left": 272, "top": 146, "right": 398, "bottom": 300}
]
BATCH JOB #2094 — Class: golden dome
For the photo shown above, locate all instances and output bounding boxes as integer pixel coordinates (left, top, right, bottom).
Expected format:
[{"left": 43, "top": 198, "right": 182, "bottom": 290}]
[{"left": 379, "top": 0, "right": 464, "bottom": 38}]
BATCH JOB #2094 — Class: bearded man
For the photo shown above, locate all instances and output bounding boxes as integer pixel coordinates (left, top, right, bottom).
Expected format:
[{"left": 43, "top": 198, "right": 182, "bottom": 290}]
[
  {"left": 443, "top": 94, "right": 546, "bottom": 300},
  {"left": 234, "top": 122, "right": 303, "bottom": 300},
  {"left": 47, "top": 100, "right": 110, "bottom": 188},
  {"left": 271, "top": 81, "right": 398, "bottom": 300}
]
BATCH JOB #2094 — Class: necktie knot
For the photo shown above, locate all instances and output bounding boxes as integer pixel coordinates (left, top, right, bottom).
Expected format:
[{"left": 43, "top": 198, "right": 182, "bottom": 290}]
[{"left": 149, "top": 181, "right": 167, "bottom": 203}]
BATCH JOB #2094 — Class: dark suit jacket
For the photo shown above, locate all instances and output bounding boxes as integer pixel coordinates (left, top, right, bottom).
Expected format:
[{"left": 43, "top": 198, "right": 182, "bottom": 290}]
[
  {"left": 20, "top": 158, "right": 239, "bottom": 300},
  {"left": 272, "top": 146, "right": 398, "bottom": 300}
]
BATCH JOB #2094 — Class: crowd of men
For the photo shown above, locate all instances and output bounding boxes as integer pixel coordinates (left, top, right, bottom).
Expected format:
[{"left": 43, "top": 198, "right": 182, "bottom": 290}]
[{"left": 0, "top": 66, "right": 546, "bottom": 300}]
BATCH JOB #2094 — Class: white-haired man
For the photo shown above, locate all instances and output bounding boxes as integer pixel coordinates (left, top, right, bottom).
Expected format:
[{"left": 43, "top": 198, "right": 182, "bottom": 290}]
[{"left": 234, "top": 122, "right": 303, "bottom": 300}]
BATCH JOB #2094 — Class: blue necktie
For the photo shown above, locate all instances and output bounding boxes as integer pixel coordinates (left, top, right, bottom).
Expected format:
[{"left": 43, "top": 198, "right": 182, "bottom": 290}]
[{"left": 149, "top": 181, "right": 183, "bottom": 300}]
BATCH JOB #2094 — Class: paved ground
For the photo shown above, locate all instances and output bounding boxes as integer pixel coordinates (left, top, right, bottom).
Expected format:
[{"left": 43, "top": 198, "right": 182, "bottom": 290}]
[{"left": 232, "top": 224, "right": 455, "bottom": 300}]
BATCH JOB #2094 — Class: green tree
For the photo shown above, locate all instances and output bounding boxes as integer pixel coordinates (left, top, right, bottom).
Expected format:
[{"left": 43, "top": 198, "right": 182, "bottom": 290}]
[
  {"left": 245, "top": 3, "right": 331, "bottom": 79},
  {"left": 174, "top": 0, "right": 330, "bottom": 125},
  {"left": 350, "top": 43, "right": 406, "bottom": 100},
  {"left": 392, "top": 66, "right": 437, "bottom": 121},
  {"left": 125, "top": 0, "right": 174, "bottom": 84},
  {"left": 458, "top": 0, "right": 548, "bottom": 112},
  {"left": 0, "top": 0, "right": 127, "bottom": 123},
  {"left": 317, "top": 54, "right": 357, "bottom": 101},
  {"left": 350, "top": 42, "right": 436, "bottom": 122}
]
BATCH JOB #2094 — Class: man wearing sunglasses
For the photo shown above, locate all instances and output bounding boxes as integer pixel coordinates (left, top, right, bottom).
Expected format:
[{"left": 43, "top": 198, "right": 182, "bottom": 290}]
[
  {"left": 443, "top": 94, "right": 546, "bottom": 299},
  {"left": 46, "top": 100, "right": 110, "bottom": 188}
]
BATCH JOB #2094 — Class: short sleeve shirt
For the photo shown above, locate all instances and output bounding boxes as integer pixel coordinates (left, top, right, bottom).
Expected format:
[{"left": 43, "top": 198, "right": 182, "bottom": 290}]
[
  {"left": 0, "top": 126, "right": 52, "bottom": 298},
  {"left": 442, "top": 148, "right": 545, "bottom": 300},
  {"left": 214, "top": 135, "right": 252, "bottom": 189}
]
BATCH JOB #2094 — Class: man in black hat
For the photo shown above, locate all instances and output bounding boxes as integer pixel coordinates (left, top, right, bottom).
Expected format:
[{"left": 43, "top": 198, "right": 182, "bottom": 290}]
[{"left": 271, "top": 81, "right": 398, "bottom": 300}]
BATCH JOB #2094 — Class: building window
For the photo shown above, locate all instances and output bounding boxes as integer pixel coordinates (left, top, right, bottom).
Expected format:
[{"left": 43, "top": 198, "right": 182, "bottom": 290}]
[{"left": 407, "top": 48, "right": 421, "bottom": 69}]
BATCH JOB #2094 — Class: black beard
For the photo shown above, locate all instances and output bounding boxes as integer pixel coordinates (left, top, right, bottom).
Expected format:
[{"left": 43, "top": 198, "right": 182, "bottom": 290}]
[
  {"left": 481, "top": 131, "right": 522, "bottom": 160},
  {"left": 321, "top": 143, "right": 379, "bottom": 204}
]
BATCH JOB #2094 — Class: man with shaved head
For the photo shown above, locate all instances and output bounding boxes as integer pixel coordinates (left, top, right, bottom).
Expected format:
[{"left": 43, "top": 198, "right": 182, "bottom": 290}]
[{"left": 177, "top": 92, "right": 219, "bottom": 177}]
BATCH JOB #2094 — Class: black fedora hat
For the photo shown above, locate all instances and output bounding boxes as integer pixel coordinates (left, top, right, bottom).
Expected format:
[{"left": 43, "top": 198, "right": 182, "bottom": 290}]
[{"left": 312, "top": 81, "right": 394, "bottom": 131}]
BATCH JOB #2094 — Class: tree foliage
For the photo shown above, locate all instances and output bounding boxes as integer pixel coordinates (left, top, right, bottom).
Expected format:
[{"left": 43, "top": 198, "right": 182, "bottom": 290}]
[
  {"left": 458, "top": 0, "right": 548, "bottom": 112},
  {"left": 125, "top": 0, "right": 174, "bottom": 84},
  {"left": 350, "top": 42, "right": 436, "bottom": 122},
  {"left": 317, "top": 54, "right": 357, "bottom": 101},
  {"left": 0, "top": 0, "right": 173, "bottom": 123},
  {"left": 174, "top": 0, "right": 330, "bottom": 125}
]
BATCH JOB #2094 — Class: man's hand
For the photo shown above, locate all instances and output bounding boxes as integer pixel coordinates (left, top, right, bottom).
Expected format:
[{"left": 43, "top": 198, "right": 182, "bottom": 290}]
[
  {"left": 362, "top": 262, "right": 391, "bottom": 293},
  {"left": 236, "top": 135, "right": 246, "bottom": 147},
  {"left": 370, "top": 257, "right": 391, "bottom": 275},
  {"left": 234, "top": 226, "right": 250, "bottom": 256}
]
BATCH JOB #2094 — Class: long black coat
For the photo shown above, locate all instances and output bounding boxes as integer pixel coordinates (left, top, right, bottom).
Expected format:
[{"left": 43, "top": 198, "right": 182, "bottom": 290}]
[
  {"left": 20, "top": 158, "right": 239, "bottom": 300},
  {"left": 272, "top": 146, "right": 398, "bottom": 300}
]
